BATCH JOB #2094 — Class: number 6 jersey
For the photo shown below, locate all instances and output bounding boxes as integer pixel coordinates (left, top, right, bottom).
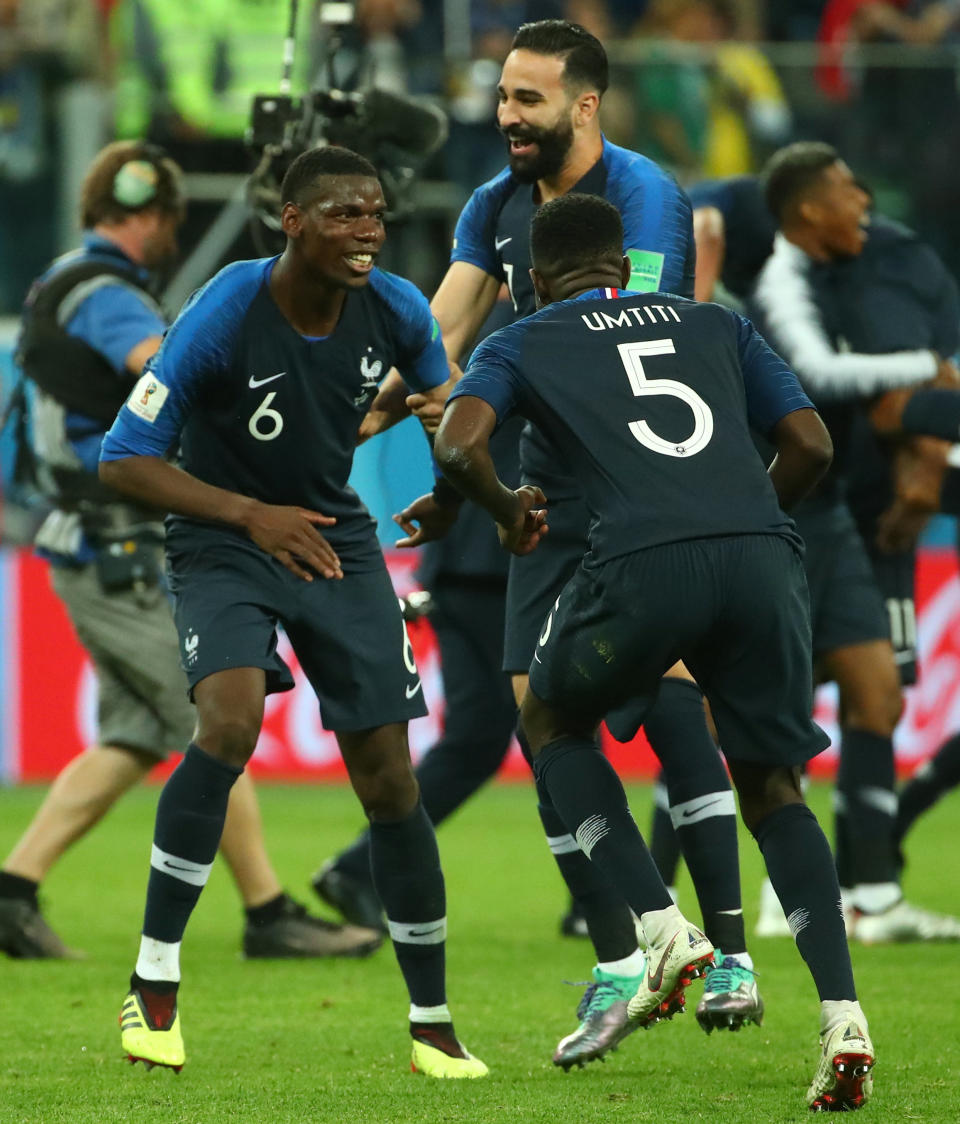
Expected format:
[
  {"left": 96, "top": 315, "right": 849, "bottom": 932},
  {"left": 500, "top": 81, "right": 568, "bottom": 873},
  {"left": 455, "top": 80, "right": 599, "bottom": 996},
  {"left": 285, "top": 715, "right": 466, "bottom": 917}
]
[
  {"left": 452, "top": 288, "right": 812, "bottom": 565},
  {"left": 101, "top": 256, "right": 448, "bottom": 569}
]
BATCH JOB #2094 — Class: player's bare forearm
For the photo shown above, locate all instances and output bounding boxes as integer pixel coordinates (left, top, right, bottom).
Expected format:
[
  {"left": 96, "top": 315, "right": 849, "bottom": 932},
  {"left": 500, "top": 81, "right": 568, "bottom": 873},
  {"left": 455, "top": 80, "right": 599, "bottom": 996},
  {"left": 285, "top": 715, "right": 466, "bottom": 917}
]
[
  {"left": 358, "top": 368, "right": 411, "bottom": 443},
  {"left": 100, "top": 455, "right": 256, "bottom": 526},
  {"left": 430, "top": 262, "right": 501, "bottom": 361},
  {"left": 99, "top": 455, "right": 342, "bottom": 580},
  {"left": 767, "top": 408, "right": 833, "bottom": 510},
  {"left": 435, "top": 441, "right": 520, "bottom": 527}
]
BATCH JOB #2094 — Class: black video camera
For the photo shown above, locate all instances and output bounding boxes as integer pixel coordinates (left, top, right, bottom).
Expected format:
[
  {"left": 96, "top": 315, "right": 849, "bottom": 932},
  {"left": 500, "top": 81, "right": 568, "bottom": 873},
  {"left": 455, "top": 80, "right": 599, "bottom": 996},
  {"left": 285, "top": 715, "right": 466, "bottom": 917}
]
[{"left": 246, "top": 5, "right": 448, "bottom": 226}]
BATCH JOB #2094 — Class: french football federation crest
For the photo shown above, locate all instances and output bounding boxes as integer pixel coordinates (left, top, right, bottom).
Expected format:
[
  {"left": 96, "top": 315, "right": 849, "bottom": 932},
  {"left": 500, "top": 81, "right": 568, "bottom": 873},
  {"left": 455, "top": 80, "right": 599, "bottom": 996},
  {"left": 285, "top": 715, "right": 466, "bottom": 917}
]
[{"left": 354, "top": 350, "right": 383, "bottom": 406}]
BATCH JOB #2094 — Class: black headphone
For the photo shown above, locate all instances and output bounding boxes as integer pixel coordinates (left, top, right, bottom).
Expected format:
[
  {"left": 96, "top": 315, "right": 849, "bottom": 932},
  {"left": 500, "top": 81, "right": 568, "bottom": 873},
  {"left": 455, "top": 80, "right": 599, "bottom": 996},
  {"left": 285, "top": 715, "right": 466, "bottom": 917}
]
[{"left": 111, "top": 143, "right": 175, "bottom": 209}]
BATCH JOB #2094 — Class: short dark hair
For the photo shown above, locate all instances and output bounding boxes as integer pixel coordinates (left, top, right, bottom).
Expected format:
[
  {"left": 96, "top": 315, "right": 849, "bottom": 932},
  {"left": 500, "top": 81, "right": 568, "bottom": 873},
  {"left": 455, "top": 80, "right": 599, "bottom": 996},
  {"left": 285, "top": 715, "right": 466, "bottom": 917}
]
[
  {"left": 762, "top": 141, "right": 841, "bottom": 223},
  {"left": 280, "top": 145, "right": 379, "bottom": 208},
  {"left": 511, "top": 20, "right": 609, "bottom": 97},
  {"left": 530, "top": 193, "right": 623, "bottom": 276},
  {"left": 80, "top": 141, "right": 184, "bottom": 228}
]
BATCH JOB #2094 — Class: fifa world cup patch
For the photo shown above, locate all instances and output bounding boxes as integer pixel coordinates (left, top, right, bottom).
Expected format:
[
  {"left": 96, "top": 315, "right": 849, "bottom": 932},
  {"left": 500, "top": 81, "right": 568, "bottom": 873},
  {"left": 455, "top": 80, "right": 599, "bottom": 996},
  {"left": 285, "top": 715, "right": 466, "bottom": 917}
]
[
  {"left": 624, "top": 249, "right": 665, "bottom": 293},
  {"left": 128, "top": 373, "right": 170, "bottom": 424}
]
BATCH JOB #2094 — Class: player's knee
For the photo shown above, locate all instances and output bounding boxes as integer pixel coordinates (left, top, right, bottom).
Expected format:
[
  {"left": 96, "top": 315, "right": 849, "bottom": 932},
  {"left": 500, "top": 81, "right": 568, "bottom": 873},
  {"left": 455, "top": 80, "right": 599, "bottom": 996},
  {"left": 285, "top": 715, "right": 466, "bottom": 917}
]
[
  {"left": 355, "top": 758, "right": 419, "bottom": 821},
  {"left": 843, "top": 685, "right": 903, "bottom": 737},
  {"left": 194, "top": 713, "right": 261, "bottom": 769},
  {"left": 729, "top": 761, "right": 803, "bottom": 834}
]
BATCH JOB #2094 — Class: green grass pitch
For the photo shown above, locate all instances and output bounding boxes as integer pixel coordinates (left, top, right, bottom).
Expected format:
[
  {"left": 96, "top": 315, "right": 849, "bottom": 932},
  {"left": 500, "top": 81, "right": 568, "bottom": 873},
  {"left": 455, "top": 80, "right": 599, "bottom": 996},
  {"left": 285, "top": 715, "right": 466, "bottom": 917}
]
[{"left": 1, "top": 780, "right": 958, "bottom": 1123}]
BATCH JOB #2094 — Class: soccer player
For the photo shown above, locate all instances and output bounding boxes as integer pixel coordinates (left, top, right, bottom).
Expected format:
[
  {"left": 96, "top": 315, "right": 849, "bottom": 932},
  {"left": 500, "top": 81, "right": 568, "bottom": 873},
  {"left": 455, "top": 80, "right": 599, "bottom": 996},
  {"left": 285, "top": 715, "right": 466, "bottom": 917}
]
[
  {"left": 436, "top": 192, "right": 874, "bottom": 1113},
  {"left": 0, "top": 140, "right": 378, "bottom": 963},
  {"left": 98, "top": 145, "right": 487, "bottom": 1079},
  {"left": 317, "top": 20, "right": 763, "bottom": 1065},
  {"left": 752, "top": 141, "right": 960, "bottom": 942}
]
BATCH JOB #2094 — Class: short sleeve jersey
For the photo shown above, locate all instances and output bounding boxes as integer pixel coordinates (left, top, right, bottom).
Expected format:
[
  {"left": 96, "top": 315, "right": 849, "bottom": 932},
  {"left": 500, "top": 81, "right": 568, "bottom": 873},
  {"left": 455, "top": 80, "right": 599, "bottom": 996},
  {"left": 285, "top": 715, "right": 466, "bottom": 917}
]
[
  {"left": 451, "top": 289, "right": 810, "bottom": 565},
  {"left": 101, "top": 257, "right": 448, "bottom": 570},
  {"left": 450, "top": 137, "right": 697, "bottom": 501}
]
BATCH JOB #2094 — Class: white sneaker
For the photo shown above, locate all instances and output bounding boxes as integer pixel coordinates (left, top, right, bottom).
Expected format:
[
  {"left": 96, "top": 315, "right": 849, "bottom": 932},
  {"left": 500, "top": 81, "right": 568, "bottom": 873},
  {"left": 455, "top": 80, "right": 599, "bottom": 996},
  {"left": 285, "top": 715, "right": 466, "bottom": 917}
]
[
  {"left": 626, "top": 919, "right": 713, "bottom": 1026},
  {"left": 754, "top": 878, "right": 792, "bottom": 938},
  {"left": 855, "top": 898, "right": 960, "bottom": 943},
  {"left": 807, "top": 1017, "right": 874, "bottom": 1111}
]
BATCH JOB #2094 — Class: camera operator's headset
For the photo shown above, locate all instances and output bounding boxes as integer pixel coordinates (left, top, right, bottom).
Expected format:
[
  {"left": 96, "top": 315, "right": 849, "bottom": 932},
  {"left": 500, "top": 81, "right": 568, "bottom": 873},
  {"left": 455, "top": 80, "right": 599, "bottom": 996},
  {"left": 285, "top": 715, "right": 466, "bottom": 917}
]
[{"left": 111, "top": 143, "right": 181, "bottom": 211}]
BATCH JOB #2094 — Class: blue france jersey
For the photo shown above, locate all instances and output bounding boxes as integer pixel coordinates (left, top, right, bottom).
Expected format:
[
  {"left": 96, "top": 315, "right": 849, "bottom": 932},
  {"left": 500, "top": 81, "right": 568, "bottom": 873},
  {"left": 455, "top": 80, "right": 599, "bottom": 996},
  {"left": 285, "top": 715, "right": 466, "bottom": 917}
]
[
  {"left": 452, "top": 289, "right": 810, "bottom": 565},
  {"left": 453, "top": 138, "right": 695, "bottom": 317},
  {"left": 101, "top": 257, "right": 447, "bottom": 567},
  {"left": 451, "top": 137, "right": 696, "bottom": 503}
]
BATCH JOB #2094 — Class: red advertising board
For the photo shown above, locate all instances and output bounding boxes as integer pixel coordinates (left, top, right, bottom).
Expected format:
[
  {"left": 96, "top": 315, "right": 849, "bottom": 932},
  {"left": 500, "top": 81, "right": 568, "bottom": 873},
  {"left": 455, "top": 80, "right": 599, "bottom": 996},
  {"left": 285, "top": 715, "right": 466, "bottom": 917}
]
[{"left": 8, "top": 546, "right": 960, "bottom": 782}]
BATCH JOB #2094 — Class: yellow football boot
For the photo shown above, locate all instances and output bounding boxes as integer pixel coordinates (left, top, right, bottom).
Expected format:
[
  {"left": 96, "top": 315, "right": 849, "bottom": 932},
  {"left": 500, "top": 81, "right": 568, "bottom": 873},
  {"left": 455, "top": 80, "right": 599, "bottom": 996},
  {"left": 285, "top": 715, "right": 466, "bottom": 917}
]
[
  {"left": 119, "top": 990, "right": 185, "bottom": 1072},
  {"left": 410, "top": 1029, "right": 488, "bottom": 1078}
]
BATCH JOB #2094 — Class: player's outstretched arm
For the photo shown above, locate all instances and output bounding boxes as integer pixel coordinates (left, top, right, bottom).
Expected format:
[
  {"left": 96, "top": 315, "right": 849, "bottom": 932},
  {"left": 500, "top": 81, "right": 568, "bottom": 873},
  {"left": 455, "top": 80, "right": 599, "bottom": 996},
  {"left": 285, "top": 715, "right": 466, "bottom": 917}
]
[
  {"left": 766, "top": 407, "right": 833, "bottom": 510},
  {"left": 99, "top": 455, "right": 342, "bottom": 581},
  {"left": 434, "top": 397, "right": 547, "bottom": 555}
]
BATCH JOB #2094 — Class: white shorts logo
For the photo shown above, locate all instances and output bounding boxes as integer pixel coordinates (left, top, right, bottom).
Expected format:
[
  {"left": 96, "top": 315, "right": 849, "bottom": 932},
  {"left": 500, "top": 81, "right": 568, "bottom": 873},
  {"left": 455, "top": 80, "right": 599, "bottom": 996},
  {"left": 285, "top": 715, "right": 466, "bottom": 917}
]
[
  {"left": 184, "top": 629, "right": 199, "bottom": 667},
  {"left": 127, "top": 373, "right": 170, "bottom": 424}
]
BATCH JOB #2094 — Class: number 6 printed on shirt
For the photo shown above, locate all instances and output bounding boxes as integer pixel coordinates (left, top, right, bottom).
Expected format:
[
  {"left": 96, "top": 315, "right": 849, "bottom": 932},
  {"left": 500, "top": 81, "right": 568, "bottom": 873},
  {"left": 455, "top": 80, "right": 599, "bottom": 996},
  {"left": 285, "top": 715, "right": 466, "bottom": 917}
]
[
  {"left": 248, "top": 392, "right": 284, "bottom": 441},
  {"left": 617, "top": 339, "right": 714, "bottom": 457}
]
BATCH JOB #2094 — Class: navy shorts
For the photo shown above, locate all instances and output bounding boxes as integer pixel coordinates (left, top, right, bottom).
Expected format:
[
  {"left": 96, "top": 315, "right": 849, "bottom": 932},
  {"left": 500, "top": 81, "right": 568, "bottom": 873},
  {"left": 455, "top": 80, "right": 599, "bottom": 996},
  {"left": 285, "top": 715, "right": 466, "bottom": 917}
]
[
  {"left": 529, "top": 534, "right": 829, "bottom": 768},
  {"left": 167, "top": 530, "right": 426, "bottom": 732},
  {"left": 503, "top": 491, "right": 588, "bottom": 674},
  {"left": 868, "top": 548, "right": 918, "bottom": 686},
  {"left": 798, "top": 510, "right": 890, "bottom": 660}
]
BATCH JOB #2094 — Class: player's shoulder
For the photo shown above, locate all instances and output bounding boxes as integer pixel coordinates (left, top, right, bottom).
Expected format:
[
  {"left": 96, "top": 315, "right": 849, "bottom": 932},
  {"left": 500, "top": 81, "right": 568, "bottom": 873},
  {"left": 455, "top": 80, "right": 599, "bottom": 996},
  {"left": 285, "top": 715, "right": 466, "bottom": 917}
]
[
  {"left": 466, "top": 164, "right": 516, "bottom": 210},
  {"left": 161, "top": 257, "right": 272, "bottom": 367},
  {"left": 602, "top": 140, "right": 686, "bottom": 200},
  {"left": 367, "top": 267, "right": 435, "bottom": 339},
  {"left": 471, "top": 315, "right": 529, "bottom": 364},
  {"left": 181, "top": 257, "right": 273, "bottom": 317},
  {"left": 368, "top": 266, "right": 430, "bottom": 314}
]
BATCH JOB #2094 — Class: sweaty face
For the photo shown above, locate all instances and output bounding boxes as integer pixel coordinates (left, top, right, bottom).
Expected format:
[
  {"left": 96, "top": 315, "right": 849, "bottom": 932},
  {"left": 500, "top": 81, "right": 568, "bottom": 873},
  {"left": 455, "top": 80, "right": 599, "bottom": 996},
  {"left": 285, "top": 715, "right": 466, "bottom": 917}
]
[
  {"left": 808, "top": 161, "right": 870, "bottom": 258},
  {"left": 292, "top": 176, "right": 387, "bottom": 288},
  {"left": 497, "top": 49, "right": 576, "bottom": 184}
]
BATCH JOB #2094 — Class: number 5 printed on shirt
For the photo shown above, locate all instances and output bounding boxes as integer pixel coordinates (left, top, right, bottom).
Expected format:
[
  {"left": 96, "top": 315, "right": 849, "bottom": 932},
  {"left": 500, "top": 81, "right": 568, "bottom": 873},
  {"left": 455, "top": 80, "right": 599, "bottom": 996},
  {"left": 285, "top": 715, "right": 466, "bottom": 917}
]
[{"left": 617, "top": 339, "right": 713, "bottom": 457}]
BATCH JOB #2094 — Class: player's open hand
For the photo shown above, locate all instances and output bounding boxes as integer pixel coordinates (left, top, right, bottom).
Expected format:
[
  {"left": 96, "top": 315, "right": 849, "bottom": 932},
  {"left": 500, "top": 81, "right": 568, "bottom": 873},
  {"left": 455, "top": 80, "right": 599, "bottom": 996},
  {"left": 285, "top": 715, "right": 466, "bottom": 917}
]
[
  {"left": 244, "top": 503, "right": 342, "bottom": 581},
  {"left": 497, "top": 485, "right": 548, "bottom": 556},
  {"left": 393, "top": 492, "right": 459, "bottom": 548}
]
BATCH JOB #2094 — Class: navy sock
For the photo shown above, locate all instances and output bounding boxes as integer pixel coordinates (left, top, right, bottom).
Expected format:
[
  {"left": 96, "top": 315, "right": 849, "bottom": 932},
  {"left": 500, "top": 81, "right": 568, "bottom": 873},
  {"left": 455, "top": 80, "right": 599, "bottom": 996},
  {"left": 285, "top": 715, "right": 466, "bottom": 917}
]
[
  {"left": 533, "top": 736, "right": 673, "bottom": 921},
  {"left": 649, "top": 778, "right": 682, "bottom": 887},
  {"left": 370, "top": 802, "right": 446, "bottom": 1008},
  {"left": 836, "top": 728, "right": 899, "bottom": 884},
  {"left": 143, "top": 743, "right": 241, "bottom": 943},
  {"left": 895, "top": 733, "right": 960, "bottom": 845},
  {"left": 0, "top": 871, "right": 39, "bottom": 905},
  {"left": 644, "top": 679, "right": 745, "bottom": 953},
  {"left": 245, "top": 892, "right": 287, "bottom": 927},
  {"left": 519, "top": 722, "right": 637, "bottom": 963},
  {"left": 752, "top": 803, "right": 856, "bottom": 1001}
]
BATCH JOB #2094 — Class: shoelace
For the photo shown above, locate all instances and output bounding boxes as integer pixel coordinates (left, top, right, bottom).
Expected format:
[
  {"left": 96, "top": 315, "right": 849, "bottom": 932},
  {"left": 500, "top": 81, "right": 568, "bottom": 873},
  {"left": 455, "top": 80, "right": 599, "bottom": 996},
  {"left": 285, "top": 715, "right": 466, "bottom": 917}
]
[
  {"left": 704, "top": 957, "right": 757, "bottom": 994},
  {"left": 565, "top": 979, "right": 630, "bottom": 1021}
]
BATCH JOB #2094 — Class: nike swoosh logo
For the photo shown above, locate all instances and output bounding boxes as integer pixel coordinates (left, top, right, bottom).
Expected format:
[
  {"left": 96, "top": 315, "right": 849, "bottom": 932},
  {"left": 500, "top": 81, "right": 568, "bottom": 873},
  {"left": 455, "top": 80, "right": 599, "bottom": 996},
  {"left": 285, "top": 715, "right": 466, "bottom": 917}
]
[
  {"left": 646, "top": 933, "right": 678, "bottom": 992},
  {"left": 405, "top": 681, "right": 423, "bottom": 699},
  {"left": 162, "top": 861, "right": 196, "bottom": 873},
  {"left": 681, "top": 797, "right": 722, "bottom": 819},
  {"left": 495, "top": 236, "right": 512, "bottom": 250},
  {"left": 249, "top": 371, "right": 286, "bottom": 388},
  {"left": 408, "top": 924, "right": 444, "bottom": 937}
]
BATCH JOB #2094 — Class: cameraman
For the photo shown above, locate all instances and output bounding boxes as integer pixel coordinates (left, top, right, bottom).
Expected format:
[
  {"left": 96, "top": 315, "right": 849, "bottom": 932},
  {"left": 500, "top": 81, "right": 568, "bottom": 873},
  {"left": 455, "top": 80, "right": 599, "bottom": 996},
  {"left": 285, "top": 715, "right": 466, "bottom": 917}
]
[{"left": 0, "top": 141, "right": 381, "bottom": 962}]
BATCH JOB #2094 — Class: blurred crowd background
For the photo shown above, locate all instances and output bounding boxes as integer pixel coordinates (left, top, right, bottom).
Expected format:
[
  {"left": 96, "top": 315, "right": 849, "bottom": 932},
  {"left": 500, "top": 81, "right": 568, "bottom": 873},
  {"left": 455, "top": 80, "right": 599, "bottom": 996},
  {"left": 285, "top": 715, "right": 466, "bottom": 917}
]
[{"left": 2, "top": 0, "right": 960, "bottom": 323}]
